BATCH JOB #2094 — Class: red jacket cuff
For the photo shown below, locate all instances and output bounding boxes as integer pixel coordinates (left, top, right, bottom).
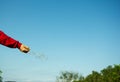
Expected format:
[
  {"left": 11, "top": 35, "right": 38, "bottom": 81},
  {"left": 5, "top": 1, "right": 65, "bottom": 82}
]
[{"left": 17, "top": 42, "right": 22, "bottom": 49}]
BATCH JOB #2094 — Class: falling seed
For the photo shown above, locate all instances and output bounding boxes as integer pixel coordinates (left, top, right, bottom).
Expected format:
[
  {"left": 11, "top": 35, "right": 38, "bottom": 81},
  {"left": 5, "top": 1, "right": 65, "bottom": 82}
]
[{"left": 27, "top": 51, "right": 48, "bottom": 61}]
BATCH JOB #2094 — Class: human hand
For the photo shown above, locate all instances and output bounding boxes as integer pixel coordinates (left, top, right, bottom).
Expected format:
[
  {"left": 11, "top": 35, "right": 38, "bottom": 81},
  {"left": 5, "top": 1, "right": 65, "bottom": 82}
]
[{"left": 19, "top": 44, "right": 30, "bottom": 53}]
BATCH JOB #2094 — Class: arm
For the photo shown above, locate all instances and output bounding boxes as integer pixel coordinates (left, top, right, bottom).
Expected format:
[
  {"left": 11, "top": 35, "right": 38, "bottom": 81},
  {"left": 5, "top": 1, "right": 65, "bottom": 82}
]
[
  {"left": 0, "top": 30, "right": 30, "bottom": 53},
  {"left": 0, "top": 30, "right": 22, "bottom": 48}
]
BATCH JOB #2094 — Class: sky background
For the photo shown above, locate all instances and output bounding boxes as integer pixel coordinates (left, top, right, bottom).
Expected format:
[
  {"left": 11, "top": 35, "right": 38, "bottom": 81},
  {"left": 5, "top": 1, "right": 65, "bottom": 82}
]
[{"left": 0, "top": 0, "right": 120, "bottom": 82}]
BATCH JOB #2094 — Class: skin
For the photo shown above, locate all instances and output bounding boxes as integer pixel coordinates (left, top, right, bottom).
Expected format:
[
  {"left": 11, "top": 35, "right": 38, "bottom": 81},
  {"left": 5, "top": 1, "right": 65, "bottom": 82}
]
[{"left": 19, "top": 44, "right": 30, "bottom": 53}]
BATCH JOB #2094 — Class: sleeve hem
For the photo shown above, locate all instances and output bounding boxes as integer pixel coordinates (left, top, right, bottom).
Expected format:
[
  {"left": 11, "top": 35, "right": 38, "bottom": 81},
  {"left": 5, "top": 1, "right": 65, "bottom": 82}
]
[{"left": 17, "top": 42, "right": 22, "bottom": 49}]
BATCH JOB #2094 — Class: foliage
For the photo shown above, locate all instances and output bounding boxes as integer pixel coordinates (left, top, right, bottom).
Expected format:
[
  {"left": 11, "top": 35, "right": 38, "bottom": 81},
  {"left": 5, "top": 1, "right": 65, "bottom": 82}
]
[
  {"left": 56, "top": 64, "right": 120, "bottom": 82},
  {"left": 56, "top": 71, "right": 81, "bottom": 82},
  {"left": 0, "top": 70, "right": 2, "bottom": 82}
]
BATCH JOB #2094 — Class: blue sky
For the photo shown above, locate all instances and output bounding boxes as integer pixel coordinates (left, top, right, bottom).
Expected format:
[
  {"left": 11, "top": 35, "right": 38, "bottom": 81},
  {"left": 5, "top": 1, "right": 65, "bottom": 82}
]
[{"left": 0, "top": 0, "right": 120, "bottom": 82}]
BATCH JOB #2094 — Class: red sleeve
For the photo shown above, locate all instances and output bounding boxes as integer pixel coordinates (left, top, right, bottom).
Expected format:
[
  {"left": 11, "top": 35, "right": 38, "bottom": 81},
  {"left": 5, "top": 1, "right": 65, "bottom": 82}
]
[{"left": 0, "top": 30, "right": 22, "bottom": 49}]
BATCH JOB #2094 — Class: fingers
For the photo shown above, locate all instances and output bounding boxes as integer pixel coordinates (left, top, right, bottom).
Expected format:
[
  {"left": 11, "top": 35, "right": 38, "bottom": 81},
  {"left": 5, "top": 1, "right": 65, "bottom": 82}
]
[
  {"left": 24, "top": 46, "right": 30, "bottom": 53},
  {"left": 19, "top": 44, "right": 30, "bottom": 53}
]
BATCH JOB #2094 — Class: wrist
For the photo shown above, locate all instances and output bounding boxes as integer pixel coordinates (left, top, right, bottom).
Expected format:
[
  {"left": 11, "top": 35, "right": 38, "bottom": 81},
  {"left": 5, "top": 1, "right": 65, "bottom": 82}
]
[{"left": 17, "top": 42, "right": 22, "bottom": 49}]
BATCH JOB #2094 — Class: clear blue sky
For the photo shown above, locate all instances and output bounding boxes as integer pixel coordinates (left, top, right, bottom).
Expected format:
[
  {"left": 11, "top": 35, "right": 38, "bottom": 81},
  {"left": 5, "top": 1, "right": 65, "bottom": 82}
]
[{"left": 0, "top": 0, "right": 120, "bottom": 82}]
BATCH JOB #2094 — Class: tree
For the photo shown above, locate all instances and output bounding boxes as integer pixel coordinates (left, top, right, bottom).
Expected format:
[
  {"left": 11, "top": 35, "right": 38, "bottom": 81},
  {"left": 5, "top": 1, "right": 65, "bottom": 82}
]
[
  {"left": 73, "top": 75, "right": 84, "bottom": 82},
  {"left": 56, "top": 71, "right": 81, "bottom": 82},
  {"left": 56, "top": 64, "right": 120, "bottom": 82},
  {"left": 0, "top": 70, "right": 2, "bottom": 82},
  {"left": 101, "top": 65, "right": 120, "bottom": 82},
  {"left": 85, "top": 71, "right": 101, "bottom": 82}
]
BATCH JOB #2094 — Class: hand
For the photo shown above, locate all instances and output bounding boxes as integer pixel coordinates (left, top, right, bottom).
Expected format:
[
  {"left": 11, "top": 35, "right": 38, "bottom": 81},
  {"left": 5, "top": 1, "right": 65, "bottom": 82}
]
[{"left": 19, "top": 44, "right": 30, "bottom": 53}]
